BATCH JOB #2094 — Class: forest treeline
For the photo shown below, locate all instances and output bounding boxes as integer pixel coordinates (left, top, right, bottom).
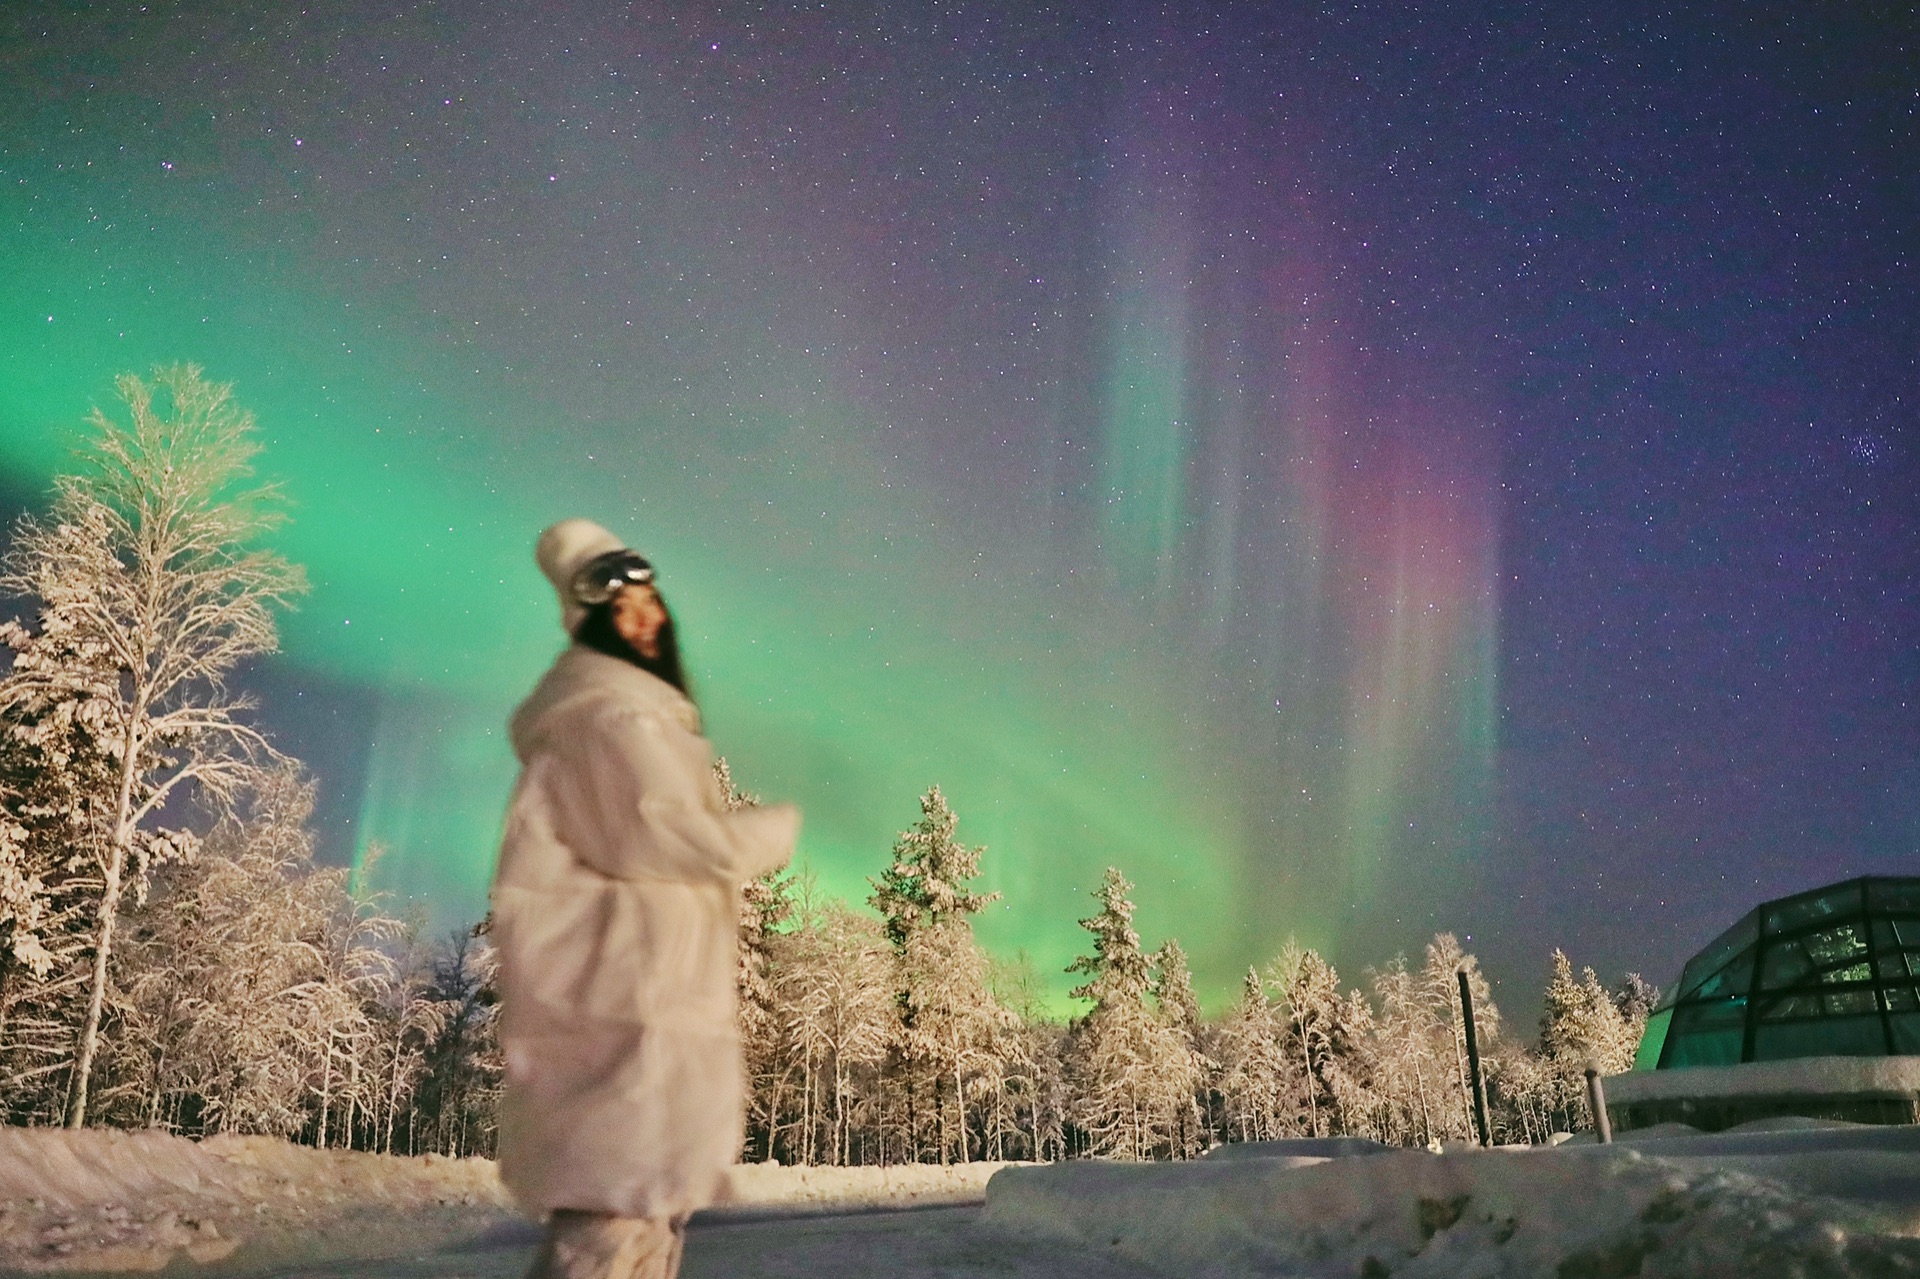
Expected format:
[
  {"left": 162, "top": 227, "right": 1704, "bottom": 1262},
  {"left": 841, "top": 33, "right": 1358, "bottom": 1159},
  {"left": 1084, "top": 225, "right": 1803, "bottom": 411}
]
[
  {"left": 730, "top": 778, "right": 1652, "bottom": 1165},
  {"left": 0, "top": 365, "right": 1652, "bottom": 1162}
]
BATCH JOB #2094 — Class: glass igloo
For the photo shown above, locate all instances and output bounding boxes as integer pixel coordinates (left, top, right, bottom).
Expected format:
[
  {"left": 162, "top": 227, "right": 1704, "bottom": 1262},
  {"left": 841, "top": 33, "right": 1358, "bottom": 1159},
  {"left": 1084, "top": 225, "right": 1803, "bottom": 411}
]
[{"left": 1636, "top": 876, "right": 1920, "bottom": 1070}]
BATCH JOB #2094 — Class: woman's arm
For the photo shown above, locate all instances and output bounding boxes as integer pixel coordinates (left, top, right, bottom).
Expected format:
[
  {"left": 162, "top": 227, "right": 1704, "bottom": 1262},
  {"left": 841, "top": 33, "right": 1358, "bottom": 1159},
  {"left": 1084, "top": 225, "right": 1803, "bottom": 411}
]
[{"left": 545, "top": 705, "right": 798, "bottom": 884}]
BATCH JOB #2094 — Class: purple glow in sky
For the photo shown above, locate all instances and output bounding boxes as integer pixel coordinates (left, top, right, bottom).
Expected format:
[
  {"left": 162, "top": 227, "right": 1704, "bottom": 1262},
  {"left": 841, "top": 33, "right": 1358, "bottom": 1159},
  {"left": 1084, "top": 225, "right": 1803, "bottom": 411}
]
[{"left": 1, "top": 2, "right": 1914, "bottom": 1013}]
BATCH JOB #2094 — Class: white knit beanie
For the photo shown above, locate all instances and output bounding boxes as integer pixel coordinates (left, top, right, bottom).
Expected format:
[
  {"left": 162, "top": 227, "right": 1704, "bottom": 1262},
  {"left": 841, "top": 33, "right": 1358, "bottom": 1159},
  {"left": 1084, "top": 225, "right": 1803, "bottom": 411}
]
[{"left": 535, "top": 518, "right": 627, "bottom": 635}]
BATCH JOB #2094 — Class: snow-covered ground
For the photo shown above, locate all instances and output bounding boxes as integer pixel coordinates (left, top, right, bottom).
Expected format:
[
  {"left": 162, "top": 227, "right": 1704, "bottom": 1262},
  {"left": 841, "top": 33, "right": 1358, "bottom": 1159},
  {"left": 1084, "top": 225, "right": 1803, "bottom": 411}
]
[
  {"left": 5, "top": 1120, "right": 1920, "bottom": 1276},
  {"left": 0, "top": 1127, "right": 1013, "bottom": 1274},
  {"left": 0, "top": 1126, "right": 508, "bottom": 1274}
]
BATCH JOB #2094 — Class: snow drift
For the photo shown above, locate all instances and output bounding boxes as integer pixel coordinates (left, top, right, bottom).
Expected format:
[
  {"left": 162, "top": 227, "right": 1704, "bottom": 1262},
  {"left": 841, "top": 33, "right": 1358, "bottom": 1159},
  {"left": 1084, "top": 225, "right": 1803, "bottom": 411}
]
[
  {"left": 0, "top": 1127, "right": 509, "bottom": 1273},
  {"left": 983, "top": 1122, "right": 1920, "bottom": 1277}
]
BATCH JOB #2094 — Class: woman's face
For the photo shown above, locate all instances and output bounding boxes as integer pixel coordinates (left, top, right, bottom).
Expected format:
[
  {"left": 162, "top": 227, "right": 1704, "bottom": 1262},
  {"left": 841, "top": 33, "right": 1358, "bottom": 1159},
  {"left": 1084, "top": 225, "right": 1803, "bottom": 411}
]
[{"left": 610, "top": 583, "right": 668, "bottom": 660}]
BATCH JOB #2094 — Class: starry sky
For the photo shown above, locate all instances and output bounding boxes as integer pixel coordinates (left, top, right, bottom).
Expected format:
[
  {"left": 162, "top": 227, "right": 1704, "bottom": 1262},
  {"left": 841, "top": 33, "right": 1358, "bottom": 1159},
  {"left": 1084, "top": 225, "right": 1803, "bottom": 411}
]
[{"left": 1, "top": 1, "right": 1914, "bottom": 1016}]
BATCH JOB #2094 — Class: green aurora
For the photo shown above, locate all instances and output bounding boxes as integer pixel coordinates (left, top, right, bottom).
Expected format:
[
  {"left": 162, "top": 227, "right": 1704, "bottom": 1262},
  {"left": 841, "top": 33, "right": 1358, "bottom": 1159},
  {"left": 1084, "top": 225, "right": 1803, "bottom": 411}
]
[
  {"left": 1, "top": 201, "right": 1265, "bottom": 1003},
  {"left": 0, "top": 24, "right": 1501, "bottom": 1012}
]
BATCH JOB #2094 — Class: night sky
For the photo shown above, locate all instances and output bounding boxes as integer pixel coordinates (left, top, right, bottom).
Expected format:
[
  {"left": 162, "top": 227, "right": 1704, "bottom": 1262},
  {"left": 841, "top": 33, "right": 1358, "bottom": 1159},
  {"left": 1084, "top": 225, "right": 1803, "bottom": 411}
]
[{"left": 2, "top": 2, "right": 1914, "bottom": 1015}]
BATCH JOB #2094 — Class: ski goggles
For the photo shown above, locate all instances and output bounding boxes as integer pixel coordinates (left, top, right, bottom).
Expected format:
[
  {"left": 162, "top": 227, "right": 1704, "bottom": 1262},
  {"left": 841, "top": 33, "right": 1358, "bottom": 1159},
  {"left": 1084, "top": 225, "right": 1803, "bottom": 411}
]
[{"left": 569, "top": 549, "right": 655, "bottom": 606}]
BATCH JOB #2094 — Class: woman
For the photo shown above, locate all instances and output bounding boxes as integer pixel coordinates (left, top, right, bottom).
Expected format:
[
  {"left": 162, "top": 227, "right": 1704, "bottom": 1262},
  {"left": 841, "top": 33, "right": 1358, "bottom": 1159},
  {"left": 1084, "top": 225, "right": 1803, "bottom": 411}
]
[{"left": 491, "top": 519, "right": 799, "bottom": 1279}]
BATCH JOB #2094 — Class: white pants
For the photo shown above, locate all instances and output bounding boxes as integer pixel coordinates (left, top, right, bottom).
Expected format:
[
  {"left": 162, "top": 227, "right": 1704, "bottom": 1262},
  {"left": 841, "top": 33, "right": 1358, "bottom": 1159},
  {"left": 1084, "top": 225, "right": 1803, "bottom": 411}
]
[{"left": 525, "top": 1210, "right": 687, "bottom": 1279}]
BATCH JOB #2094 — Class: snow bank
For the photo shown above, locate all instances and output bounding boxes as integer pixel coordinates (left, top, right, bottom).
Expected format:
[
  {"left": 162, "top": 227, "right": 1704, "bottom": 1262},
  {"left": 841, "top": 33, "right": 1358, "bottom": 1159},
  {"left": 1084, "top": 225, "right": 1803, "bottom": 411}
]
[
  {"left": 0, "top": 1127, "right": 1018, "bottom": 1273},
  {"left": 1606, "top": 1055, "right": 1920, "bottom": 1104},
  {"left": 717, "top": 1160, "right": 1018, "bottom": 1217},
  {"left": 984, "top": 1126, "right": 1920, "bottom": 1277},
  {"left": 1201, "top": 1136, "right": 1388, "bottom": 1162},
  {"left": 0, "top": 1127, "right": 510, "bottom": 1273}
]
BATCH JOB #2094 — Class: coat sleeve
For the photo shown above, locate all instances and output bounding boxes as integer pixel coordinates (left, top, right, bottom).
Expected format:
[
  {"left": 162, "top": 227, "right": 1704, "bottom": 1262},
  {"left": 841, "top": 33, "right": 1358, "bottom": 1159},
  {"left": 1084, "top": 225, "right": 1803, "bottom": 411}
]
[{"left": 546, "top": 706, "right": 798, "bottom": 885}]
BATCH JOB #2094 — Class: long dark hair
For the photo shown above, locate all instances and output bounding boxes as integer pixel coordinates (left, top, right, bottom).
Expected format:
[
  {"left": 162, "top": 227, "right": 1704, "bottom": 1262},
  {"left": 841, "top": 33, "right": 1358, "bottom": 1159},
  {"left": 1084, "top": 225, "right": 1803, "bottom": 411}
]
[{"left": 574, "top": 593, "right": 692, "bottom": 698}]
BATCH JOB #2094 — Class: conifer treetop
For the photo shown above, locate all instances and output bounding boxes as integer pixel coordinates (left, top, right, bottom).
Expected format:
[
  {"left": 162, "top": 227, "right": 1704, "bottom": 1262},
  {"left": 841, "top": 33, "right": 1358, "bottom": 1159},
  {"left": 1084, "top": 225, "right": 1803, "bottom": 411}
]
[
  {"left": 1067, "top": 865, "right": 1150, "bottom": 1008},
  {"left": 713, "top": 756, "right": 759, "bottom": 812},
  {"left": 867, "top": 784, "right": 998, "bottom": 950},
  {"left": 1151, "top": 937, "right": 1203, "bottom": 1036},
  {"left": 1239, "top": 965, "right": 1266, "bottom": 1009}
]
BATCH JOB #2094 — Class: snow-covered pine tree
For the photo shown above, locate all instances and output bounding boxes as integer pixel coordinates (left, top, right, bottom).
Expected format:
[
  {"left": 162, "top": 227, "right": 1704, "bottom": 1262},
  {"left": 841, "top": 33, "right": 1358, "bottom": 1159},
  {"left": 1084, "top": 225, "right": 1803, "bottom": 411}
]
[
  {"left": 0, "top": 365, "right": 304, "bottom": 1126},
  {"left": 1211, "top": 967, "right": 1288, "bottom": 1142},
  {"left": 738, "top": 864, "right": 796, "bottom": 1160},
  {"left": 390, "top": 898, "right": 498, "bottom": 1156},
  {"left": 1322, "top": 985, "right": 1379, "bottom": 1140},
  {"left": 0, "top": 694, "right": 108, "bottom": 1119},
  {"left": 713, "top": 756, "right": 755, "bottom": 812},
  {"left": 868, "top": 785, "right": 997, "bottom": 948},
  {"left": 1613, "top": 972, "right": 1660, "bottom": 1046},
  {"left": 1150, "top": 938, "right": 1212, "bottom": 1156},
  {"left": 412, "top": 924, "right": 502, "bottom": 1157},
  {"left": 1064, "top": 867, "right": 1195, "bottom": 1159},
  {"left": 1537, "top": 950, "right": 1636, "bottom": 1131},
  {"left": 868, "top": 786, "right": 1004, "bottom": 1163},
  {"left": 0, "top": 808, "right": 48, "bottom": 984},
  {"left": 1152, "top": 939, "right": 1203, "bottom": 1042},
  {"left": 895, "top": 904, "right": 1014, "bottom": 1164},
  {"left": 1487, "top": 1036, "right": 1553, "bottom": 1145}
]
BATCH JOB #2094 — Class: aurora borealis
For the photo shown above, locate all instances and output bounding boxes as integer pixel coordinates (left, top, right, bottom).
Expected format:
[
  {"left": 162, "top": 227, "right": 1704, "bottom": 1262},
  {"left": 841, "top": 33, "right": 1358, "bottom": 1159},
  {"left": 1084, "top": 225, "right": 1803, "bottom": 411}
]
[{"left": 2, "top": 3, "right": 1913, "bottom": 1013}]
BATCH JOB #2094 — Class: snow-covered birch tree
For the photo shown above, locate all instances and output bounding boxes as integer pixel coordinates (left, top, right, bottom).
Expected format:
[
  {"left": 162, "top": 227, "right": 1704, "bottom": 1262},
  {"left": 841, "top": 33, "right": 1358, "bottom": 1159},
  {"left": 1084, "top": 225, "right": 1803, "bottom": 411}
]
[
  {"left": 776, "top": 900, "right": 895, "bottom": 1165},
  {"left": 1369, "top": 955, "right": 1445, "bottom": 1145},
  {"left": 362, "top": 913, "right": 445, "bottom": 1155},
  {"left": 895, "top": 909, "right": 1013, "bottom": 1163},
  {"left": 113, "top": 765, "right": 318, "bottom": 1135},
  {"left": 1266, "top": 941, "right": 1344, "bottom": 1139},
  {"left": 1419, "top": 933, "right": 1500, "bottom": 1139},
  {"left": 986, "top": 954, "right": 1068, "bottom": 1162},
  {"left": 0, "top": 364, "right": 305, "bottom": 1126},
  {"left": 720, "top": 757, "right": 800, "bottom": 1161}
]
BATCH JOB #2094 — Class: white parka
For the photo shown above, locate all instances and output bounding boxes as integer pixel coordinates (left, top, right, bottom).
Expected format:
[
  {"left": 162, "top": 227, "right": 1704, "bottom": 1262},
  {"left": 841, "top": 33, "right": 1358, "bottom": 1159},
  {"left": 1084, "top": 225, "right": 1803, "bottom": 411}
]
[{"left": 490, "top": 645, "right": 798, "bottom": 1220}]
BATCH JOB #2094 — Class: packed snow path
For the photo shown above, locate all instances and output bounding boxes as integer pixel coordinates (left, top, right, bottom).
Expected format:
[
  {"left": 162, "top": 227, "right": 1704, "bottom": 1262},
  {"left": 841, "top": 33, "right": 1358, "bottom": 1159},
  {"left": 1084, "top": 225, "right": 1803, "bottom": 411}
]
[{"left": 239, "top": 1206, "right": 1159, "bottom": 1279}]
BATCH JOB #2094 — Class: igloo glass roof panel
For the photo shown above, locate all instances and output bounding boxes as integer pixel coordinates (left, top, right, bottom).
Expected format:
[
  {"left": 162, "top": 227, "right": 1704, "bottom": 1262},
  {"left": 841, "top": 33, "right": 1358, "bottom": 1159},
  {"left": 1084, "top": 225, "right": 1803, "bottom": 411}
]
[
  {"left": 1763, "top": 881, "right": 1867, "bottom": 937},
  {"left": 1650, "top": 877, "right": 1920, "bottom": 1069},
  {"left": 1673, "top": 913, "right": 1760, "bottom": 1003}
]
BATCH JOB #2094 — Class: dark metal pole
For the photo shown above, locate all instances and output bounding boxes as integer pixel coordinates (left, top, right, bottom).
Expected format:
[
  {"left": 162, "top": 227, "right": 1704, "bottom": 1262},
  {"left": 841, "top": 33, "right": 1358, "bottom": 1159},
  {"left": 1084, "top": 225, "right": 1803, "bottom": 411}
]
[
  {"left": 1457, "top": 969, "right": 1492, "bottom": 1147},
  {"left": 1585, "top": 1063, "right": 1613, "bottom": 1144}
]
